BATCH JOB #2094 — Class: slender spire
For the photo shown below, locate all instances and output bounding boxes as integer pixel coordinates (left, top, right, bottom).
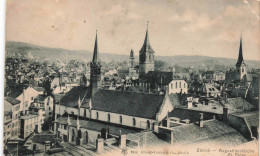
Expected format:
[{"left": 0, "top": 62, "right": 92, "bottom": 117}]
[
  {"left": 92, "top": 30, "right": 99, "bottom": 62},
  {"left": 236, "top": 36, "right": 245, "bottom": 67},
  {"left": 140, "top": 21, "right": 154, "bottom": 53}
]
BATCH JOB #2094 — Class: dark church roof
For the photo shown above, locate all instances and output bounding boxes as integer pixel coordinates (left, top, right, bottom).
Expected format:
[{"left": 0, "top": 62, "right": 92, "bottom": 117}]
[
  {"left": 146, "top": 71, "right": 173, "bottom": 85},
  {"left": 236, "top": 37, "right": 246, "bottom": 67},
  {"left": 92, "top": 90, "right": 164, "bottom": 119},
  {"left": 60, "top": 86, "right": 90, "bottom": 108}
]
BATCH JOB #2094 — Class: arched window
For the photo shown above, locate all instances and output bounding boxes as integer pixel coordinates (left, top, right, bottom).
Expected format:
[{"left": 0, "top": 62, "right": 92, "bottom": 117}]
[
  {"left": 120, "top": 116, "right": 122, "bottom": 124},
  {"left": 175, "top": 82, "right": 177, "bottom": 88},
  {"left": 96, "top": 112, "right": 99, "bottom": 120},
  {"left": 133, "top": 118, "right": 136, "bottom": 126},
  {"left": 179, "top": 82, "right": 181, "bottom": 88},
  {"left": 108, "top": 114, "right": 110, "bottom": 122},
  {"left": 147, "top": 120, "right": 150, "bottom": 129}
]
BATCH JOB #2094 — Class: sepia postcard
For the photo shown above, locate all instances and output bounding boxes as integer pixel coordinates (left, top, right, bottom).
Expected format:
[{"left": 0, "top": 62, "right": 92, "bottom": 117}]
[{"left": 2, "top": 0, "right": 259, "bottom": 155}]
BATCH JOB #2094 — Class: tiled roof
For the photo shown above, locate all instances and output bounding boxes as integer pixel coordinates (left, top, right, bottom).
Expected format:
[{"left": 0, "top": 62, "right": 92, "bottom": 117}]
[
  {"left": 55, "top": 117, "right": 141, "bottom": 135},
  {"left": 168, "top": 108, "right": 215, "bottom": 123},
  {"left": 34, "top": 94, "right": 49, "bottom": 102},
  {"left": 163, "top": 119, "right": 248, "bottom": 146},
  {"left": 223, "top": 97, "right": 254, "bottom": 112},
  {"left": 60, "top": 86, "right": 91, "bottom": 108},
  {"left": 20, "top": 114, "right": 38, "bottom": 120},
  {"left": 168, "top": 94, "right": 182, "bottom": 107},
  {"left": 233, "top": 111, "right": 259, "bottom": 128},
  {"left": 92, "top": 90, "right": 164, "bottom": 119},
  {"left": 5, "top": 96, "right": 21, "bottom": 105}
]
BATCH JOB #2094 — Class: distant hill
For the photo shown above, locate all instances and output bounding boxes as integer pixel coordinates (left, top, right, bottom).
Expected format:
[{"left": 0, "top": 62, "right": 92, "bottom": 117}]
[{"left": 5, "top": 41, "right": 260, "bottom": 68}]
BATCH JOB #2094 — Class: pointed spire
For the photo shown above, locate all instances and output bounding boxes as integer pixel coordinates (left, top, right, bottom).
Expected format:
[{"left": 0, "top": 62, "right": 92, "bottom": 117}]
[
  {"left": 67, "top": 115, "right": 71, "bottom": 125},
  {"left": 78, "top": 96, "right": 81, "bottom": 108},
  {"left": 92, "top": 30, "right": 99, "bottom": 63},
  {"left": 139, "top": 21, "right": 154, "bottom": 54},
  {"left": 130, "top": 49, "right": 134, "bottom": 58},
  {"left": 77, "top": 116, "right": 80, "bottom": 130},
  {"left": 236, "top": 35, "right": 245, "bottom": 67}
]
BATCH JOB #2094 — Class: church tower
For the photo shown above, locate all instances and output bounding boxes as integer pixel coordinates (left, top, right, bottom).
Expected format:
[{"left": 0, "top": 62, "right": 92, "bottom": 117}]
[
  {"left": 139, "top": 22, "right": 155, "bottom": 78},
  {"left": 129, "top": 49, "right": 135, "bottom": 77},
  {"left": 235, "top": 36, "right": 247, "bottom": 81},
  {"left": 90, "top": 30, "right": 101, "bottom": 97}
]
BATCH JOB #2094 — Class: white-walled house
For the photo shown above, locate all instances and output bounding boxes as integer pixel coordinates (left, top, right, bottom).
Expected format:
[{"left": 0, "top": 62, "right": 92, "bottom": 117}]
[
  {"left": 168, "top": 79, "right": 188, "bottom": 94},
  {"left": 7, "top": 86, "right": 43, "bottom": 115}
]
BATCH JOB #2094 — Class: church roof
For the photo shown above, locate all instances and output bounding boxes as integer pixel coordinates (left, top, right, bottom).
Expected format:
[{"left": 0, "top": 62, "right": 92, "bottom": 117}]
[
  {"left": 146, "top": 71, "right": 173, "bottom": 86},
  {"left": 92, "top": 90, "right": 164, "bottom": 119},
  {"left": 59, "top": 86, "right": 91, "bottom": 108},
  {"left": 139, "top": 25, "right": 155, "bottom": 54},
  {"left": 92, "top": 31, "right": 100, "bottom": 63},
  {"left": 236, "top": 37, "right": 246, "bottom": 67}
]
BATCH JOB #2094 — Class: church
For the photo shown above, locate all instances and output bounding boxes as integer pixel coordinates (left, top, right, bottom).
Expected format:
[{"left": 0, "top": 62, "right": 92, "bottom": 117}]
[{"left": 54, "top": 26, "right": 175, "bottom": 145}]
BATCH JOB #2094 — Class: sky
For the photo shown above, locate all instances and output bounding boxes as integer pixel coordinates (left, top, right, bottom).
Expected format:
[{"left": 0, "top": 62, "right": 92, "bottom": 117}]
[{"left": 5, "top": 0, "right": 260, "bottom": 60}]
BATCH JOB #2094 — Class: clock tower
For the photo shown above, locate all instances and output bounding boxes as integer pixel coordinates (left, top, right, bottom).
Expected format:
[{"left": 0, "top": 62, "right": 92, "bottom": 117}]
[
  {"left": 139, "top": 22, "right": 155, "bottom": 78},
  {"left": 90, "top": 30, "right": 101, "bottom": 97}
]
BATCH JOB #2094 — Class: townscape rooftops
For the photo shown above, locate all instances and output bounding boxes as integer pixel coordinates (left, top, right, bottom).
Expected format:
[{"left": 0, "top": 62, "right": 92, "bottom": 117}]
[
  {"left": 55, "top": 117, "right": 142, "bottom": 135},
  {"left": 60, "top": 86, "right": 90, "bottom": 108},
  {"left": 92, "top": 90, "right": 164, "bottom": 119},
  {"left": 233, "top": 111, "right": 259, "bottom": 128}
]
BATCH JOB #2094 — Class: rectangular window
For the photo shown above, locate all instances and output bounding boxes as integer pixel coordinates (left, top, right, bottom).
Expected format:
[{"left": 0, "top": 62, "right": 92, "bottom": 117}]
[
  {"left": 84, "top": 110, "right": 87, "bottom": 116},
  {"left": 179, "top": 82, "right": 181, "bottom": 88},
  {"left": 171, "top": 83, "right": 173, "bottom": 89},
  {"left": 184, "top": 83, "right": 186, "bottom": 88},
  {"left": 175, "top": 82, "right": 177, "bottom": 88}
]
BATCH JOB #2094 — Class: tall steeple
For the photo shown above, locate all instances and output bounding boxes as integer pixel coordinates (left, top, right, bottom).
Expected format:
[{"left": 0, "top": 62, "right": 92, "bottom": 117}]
[
  {"left": 92, "top": 30, "right": 99, "bottom": 63},
  {"left": 90, "top": 30, "right": 102, "bottom": 97},
  {"left": 236, "top": 36, "right": 245, "bottom": 67},
  {"left": 235, "top": 35, "right": 247, "bottom": 81},
  {"left": 139, "top": 21, "right": 155, "bottom": 78}
]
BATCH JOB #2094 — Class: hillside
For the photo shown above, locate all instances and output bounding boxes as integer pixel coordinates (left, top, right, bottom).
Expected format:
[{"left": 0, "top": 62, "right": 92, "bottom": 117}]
[{"left": 5, "top": 41, "right": 260, "bottom": 68}]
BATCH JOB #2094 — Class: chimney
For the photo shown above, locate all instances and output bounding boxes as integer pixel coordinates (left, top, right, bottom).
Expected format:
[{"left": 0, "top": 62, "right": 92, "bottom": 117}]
[
  {"left": 120, "top": 134, "right": 126, "bottom": 149},
  {"left": 187, "top": 101, "right": 193, "bottom": 108},
  {"left": 199, "top": 113, "right": 204, "bottom": 128},
  {"left": 96, "top": 138, "right": 104, "bottom": 153},
  {"left": 222, "top": 107, "right": 229, "bottom": 123}
]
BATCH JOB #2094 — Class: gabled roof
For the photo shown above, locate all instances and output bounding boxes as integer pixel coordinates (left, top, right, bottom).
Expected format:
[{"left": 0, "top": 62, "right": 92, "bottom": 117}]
[
  {"left": 168, "top": 94, "right": 182, "bottom": 107},
  {"left": 92, "top": 90, "right": 164, "bottom": 119},
  {"left": 60, "top": 86, "right": 91, "bottom": 108}
]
